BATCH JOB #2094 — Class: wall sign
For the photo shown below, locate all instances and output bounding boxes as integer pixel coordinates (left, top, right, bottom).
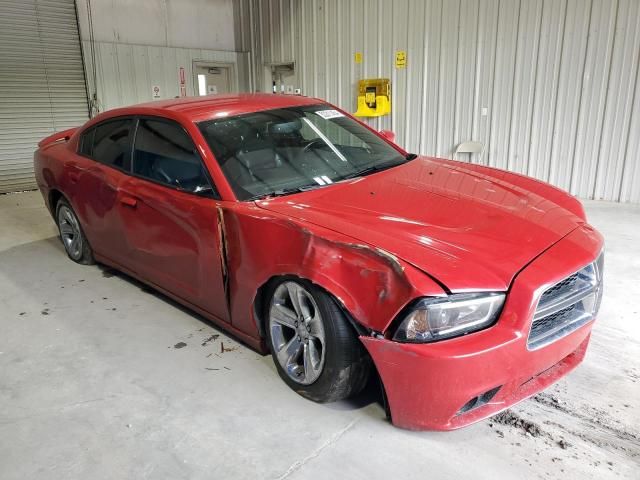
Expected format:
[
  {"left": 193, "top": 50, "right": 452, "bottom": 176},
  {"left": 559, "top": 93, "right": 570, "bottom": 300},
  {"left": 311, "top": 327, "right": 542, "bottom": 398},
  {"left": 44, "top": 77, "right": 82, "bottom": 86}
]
[
  {"left": 152, "top": 85, "right": 161, "bottom": 99},
  {"left": 179, "top": 67, "right": 186, "bottom": 97},
  {"left": 354, "top": 52, "right": 363, "bottom": 64},
  {"left": 395, "top": 50, "right": 407, "bottom": 69}
]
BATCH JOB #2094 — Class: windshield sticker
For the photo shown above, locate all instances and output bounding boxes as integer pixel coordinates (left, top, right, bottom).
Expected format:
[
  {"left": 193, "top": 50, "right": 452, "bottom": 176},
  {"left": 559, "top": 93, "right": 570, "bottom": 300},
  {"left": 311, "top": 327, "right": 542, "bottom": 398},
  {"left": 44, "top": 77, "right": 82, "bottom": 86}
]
[{"left": 316, "top": 109, "right": 344, "bottom": 120}]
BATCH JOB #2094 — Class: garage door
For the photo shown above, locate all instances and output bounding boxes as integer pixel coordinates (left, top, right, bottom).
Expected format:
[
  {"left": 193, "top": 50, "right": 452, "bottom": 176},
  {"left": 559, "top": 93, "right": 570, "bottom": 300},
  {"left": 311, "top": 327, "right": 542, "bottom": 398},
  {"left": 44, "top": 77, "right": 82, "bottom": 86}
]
[{"left": 0, "top": 0, "right": 88, "bottom": 194}]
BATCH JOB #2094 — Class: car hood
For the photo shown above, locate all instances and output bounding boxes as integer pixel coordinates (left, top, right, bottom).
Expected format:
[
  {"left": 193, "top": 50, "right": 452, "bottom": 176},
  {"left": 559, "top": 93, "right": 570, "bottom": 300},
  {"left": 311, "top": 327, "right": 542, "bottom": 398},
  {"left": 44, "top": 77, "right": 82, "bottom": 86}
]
[{"left": 256, "top": 157, "right": 583, "bottom": 292}]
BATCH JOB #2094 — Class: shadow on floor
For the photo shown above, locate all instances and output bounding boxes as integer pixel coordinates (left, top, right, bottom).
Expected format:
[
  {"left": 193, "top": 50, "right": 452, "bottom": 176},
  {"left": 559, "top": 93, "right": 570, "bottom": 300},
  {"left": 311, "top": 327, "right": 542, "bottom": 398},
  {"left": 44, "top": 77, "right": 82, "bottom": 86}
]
[
  {"left": 3, "top": 235, "right": 387, "bottom": 416},
  {"left": 99, "top": 261, "right": 388, "bottom": 414}
]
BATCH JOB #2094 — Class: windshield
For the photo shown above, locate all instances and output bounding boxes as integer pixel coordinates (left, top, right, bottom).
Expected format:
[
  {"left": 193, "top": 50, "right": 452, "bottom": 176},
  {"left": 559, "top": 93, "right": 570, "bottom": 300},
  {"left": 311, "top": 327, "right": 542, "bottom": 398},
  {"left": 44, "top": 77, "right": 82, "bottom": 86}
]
[{"left": 198, "top": 104, "right": 407, "bottom": 200}]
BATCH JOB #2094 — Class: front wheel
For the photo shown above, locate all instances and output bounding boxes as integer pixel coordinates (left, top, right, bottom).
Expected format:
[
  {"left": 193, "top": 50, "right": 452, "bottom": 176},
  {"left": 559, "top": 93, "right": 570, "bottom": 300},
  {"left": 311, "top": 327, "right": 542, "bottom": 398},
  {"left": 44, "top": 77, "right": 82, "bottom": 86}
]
[
  {"left": 56, "top": 198, "right": 95, "bottom": 265},
  {"left": 266, "top": 279, "right": 370, "bottom": 402}
]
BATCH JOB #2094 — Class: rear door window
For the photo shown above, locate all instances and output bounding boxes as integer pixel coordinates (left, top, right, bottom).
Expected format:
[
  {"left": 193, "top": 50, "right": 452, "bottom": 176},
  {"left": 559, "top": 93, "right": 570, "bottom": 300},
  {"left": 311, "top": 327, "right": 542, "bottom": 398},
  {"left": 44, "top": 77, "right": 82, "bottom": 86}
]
[
  {"left": 132, "top": 118, "right": 217, "bottom": 197},
  {"left": 91, "top": 119, "right": 133, "bottom": 170}
]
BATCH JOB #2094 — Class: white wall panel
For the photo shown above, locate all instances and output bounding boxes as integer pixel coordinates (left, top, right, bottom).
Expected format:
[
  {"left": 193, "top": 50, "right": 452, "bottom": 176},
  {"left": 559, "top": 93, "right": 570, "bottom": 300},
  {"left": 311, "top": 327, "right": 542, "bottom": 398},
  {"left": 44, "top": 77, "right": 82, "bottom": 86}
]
[
  {"left": 234, "top": 0, "right": 640, "bottom": 202},
  {"left": 488, "top": 0, "right": 518, "bottom": 171},
  {"left": 435, "top": 0, "right": 458, "bottom": 157},
  {"left": 454, "top": 0, "right": 479, "bottom": 159},
  {"left": 620, "top": 68, "right": 640, "bottom": 203},
  {"left": 82, "top": 41, "right": 246, "bottom": 113},
  {"left": 507, "top": 0, "right": 542, "bottom": 174},
  {"left": 471, "top": 0, "right": 498, "bottom": 166},
  {"left": 527, "top": 0, "right": 566, "bottom": 181},
  {"left": 76, "top": 0, "right": 235, "bottom": 51},
  {"left": 593, "top": 0, "right": 640, "bottom": 201},
  {"left": 569, "top": 0, "right": 617, "bottom": 198}
]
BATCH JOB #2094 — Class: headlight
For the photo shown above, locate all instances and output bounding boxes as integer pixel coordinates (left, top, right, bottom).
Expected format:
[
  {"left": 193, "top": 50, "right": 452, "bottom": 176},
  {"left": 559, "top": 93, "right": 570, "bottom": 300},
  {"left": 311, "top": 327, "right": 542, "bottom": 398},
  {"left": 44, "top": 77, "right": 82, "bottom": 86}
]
[{"left": 393, "top": 293, "right": 505, "bottom": 343}]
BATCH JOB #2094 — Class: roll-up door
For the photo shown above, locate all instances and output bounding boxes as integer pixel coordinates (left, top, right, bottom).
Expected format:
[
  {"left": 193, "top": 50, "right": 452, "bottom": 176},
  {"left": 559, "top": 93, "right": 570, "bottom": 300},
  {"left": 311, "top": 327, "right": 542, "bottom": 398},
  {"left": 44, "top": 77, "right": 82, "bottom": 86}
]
[{"left": 0, "top": 0, "right": 88, "bottom": 193}]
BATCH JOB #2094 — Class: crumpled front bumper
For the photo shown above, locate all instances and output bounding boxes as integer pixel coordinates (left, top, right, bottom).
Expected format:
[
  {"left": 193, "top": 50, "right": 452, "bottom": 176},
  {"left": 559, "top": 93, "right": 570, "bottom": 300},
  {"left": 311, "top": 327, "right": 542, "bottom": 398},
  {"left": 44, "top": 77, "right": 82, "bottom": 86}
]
[{"left": 361, "top": 224, "right": 603, "bottom": 431}]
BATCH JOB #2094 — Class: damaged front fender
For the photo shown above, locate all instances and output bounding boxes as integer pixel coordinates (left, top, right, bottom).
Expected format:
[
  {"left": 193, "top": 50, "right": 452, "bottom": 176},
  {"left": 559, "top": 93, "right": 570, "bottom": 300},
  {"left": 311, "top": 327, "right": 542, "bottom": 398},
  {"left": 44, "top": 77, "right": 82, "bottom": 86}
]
[{"left": 217, "top": 202, "right": 445, "bottom": 342}]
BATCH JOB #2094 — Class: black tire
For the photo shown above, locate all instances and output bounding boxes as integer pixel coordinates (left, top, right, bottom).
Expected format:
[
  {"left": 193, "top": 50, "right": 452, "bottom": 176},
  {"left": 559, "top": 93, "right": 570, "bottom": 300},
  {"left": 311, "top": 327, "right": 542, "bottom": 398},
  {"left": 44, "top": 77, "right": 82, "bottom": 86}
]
[
  {"left": 265, "top": 277, "right": 371, "bottom": 403},
  {"left": 55, "top": 198, "right": 95, "bottom": 265}
]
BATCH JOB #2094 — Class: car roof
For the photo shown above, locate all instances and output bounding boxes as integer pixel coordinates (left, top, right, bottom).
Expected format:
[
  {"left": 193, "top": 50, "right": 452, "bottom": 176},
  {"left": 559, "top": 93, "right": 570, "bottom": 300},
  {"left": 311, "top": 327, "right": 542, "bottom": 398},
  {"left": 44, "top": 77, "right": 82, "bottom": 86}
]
[{"left": 123, "top": 93, "right": 325, "bottom": 123}]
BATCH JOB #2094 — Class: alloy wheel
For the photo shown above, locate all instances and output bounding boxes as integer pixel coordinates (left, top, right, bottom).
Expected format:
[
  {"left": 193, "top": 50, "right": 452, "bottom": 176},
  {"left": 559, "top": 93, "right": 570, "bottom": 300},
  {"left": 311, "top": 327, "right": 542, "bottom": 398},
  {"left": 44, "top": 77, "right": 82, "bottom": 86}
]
[
  {"left": 57, "top": 205, "right": 83, "bottom": 261},
  {"left": 269, "top": 281, "right": 326, "bottom": 385}
]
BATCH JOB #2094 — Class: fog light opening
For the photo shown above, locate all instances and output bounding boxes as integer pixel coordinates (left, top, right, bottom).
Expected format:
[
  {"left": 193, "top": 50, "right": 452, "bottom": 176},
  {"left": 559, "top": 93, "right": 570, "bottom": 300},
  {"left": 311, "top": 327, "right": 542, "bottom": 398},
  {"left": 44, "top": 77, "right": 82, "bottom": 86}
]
[{"left": 456, "top": 386, "right": 502, "bottom": 415}]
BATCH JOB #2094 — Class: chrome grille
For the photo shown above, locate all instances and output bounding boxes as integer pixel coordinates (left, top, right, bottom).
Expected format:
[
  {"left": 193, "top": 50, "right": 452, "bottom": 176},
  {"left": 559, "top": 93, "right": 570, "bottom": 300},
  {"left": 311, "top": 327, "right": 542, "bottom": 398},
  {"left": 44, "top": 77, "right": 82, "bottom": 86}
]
[{"left": 528, "top": 252, "right": 604, "bottom": 350}]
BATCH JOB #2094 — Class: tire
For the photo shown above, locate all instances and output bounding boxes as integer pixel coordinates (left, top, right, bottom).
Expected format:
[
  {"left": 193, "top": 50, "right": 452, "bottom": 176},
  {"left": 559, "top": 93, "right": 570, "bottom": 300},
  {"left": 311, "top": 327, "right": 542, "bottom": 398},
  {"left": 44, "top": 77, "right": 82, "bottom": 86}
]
[
  {"left": 265, "top": 278, "right": 371, "bottom": 403},
  {"left": 55, "top": 198, "right": 95, "bottom": 265}
]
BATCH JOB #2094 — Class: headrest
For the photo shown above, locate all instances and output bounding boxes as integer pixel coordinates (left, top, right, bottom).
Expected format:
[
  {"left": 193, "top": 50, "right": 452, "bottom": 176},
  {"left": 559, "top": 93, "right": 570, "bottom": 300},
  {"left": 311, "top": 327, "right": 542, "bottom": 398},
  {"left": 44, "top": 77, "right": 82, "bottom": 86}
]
[{"left": 268, "top": 119, "right": 302, "bottom": 134}]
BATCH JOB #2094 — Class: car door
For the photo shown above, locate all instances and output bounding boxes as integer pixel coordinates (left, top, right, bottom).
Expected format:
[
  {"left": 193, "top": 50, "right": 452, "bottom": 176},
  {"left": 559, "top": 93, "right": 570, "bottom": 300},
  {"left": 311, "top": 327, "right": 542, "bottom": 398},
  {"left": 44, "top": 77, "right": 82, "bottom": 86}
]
[
  {"left": 70, "top": 118, "right": 134, "bottom": 266},
  {"left": 117, "top": 116, "right": 229, "bottom": 322}
]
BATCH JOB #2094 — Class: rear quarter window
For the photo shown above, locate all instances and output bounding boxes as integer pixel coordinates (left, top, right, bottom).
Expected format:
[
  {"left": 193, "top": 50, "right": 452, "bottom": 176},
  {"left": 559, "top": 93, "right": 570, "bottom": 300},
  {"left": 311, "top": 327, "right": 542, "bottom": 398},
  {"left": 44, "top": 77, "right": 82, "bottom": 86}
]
[
  {"left": 79, "top": 118, "right": 133, "bottom": 171},
  {"left": 79, "top": 128, "right": 95, "bottom": 157},
  {"left": 93, "top": 120, "right": 132, "bottom": 169}
]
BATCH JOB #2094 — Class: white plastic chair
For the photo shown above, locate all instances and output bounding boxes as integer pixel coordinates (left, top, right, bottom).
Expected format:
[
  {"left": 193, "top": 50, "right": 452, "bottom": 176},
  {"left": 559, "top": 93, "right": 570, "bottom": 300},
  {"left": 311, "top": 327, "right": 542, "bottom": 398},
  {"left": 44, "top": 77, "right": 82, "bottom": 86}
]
[{"left": 454, "top": 141, "right": 484, "bottom": 159}]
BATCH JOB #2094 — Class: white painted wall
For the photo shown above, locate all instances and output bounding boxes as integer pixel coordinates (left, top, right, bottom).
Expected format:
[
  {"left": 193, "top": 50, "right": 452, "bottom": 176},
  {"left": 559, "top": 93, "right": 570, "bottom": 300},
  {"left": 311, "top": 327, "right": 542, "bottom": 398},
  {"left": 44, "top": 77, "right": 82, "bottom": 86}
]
[
  {"left": 82, "top": 41, "right": 250, "bottom": 112},
  {"left": 76, "top": 0, "right": 236, "bottom": 50},
  {"left": 75, "top": 0, "right": 247, "bottom": 114}
]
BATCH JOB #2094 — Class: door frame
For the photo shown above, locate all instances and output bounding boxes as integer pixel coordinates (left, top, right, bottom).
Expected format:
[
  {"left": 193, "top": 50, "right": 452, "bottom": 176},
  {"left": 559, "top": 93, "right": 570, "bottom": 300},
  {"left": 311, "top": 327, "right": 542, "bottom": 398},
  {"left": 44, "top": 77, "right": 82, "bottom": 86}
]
[
  {"left": 192, "top": 61, "right": 237, "bottom": 95},
  {"left": 263, "top": 61, "right": 296, "bottom": 94}
]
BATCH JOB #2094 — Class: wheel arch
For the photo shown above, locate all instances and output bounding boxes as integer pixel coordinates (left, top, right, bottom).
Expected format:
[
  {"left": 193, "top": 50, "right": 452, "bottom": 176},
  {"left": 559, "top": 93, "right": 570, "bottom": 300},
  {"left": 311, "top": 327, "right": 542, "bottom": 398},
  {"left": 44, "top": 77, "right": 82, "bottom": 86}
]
[
  {"left": 253, "top": 273, "right": 391, "bottom": 408},
  {"left": 48, "top": 188, "right": 65, "bottom": 217},
  {"left": 254, "top": 272, "right": 390, "bottom": 412},
  {"left": 252, "top": 273, "right": 371, "bottom": 343}
]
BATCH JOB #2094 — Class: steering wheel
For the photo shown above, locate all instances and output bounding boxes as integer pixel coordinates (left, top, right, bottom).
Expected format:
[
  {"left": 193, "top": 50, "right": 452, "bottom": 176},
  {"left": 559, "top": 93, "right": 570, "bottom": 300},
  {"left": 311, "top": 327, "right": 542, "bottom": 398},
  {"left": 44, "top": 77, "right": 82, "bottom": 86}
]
[
  {"left": 302, "top": 138, "right": 326, "bottom": 154},
  {"left": 296, "top": 138, "right": 327, "bottom": 166},
  {"left": 154, "top": 165, "right": 172, "bottom": 183},
  {"left": 155, "top": 165, "right": 182, "bottom": 188}
]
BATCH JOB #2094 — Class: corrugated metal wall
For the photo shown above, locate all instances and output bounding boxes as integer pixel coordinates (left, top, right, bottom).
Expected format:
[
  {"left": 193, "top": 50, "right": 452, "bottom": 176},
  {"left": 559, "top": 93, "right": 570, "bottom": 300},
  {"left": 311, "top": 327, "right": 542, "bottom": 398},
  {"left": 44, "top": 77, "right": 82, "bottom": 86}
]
[
  {"left": 82, "top": 41, "right": 250, "bottom": 113},
  {"left": 234, "top": 0, "right": 640, "bottom": 203}
]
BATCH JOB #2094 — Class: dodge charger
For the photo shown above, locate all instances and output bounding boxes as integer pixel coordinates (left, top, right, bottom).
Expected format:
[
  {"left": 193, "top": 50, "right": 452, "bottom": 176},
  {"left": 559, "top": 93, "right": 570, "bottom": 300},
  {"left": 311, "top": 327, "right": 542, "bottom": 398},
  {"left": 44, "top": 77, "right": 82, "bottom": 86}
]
[{"left": 34, "top": 94, "right": 604, "bottom": 430}]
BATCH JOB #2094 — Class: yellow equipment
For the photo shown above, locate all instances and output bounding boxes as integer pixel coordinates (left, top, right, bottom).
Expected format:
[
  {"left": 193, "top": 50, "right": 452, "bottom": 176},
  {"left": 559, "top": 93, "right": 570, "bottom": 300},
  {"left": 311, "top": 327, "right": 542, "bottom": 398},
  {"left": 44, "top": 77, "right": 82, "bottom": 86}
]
[{"left": 354, "top": 78, "right": 391, "bottom": 117}]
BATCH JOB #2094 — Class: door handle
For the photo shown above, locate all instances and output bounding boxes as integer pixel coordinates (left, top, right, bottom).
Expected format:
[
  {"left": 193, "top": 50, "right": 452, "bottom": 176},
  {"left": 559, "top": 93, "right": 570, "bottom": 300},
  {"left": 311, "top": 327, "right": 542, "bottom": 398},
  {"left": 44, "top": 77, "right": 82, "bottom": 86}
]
[{"left": 120, "top": 195, "right": 138, "bottom": 208}]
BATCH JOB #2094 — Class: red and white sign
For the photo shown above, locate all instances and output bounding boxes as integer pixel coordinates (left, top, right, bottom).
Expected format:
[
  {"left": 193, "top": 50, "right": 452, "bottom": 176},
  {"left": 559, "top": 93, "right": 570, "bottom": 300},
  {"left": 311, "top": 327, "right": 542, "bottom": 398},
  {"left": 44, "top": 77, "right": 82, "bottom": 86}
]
[{"left": 179, "top": 67, "right": 186, "bottom": 97}]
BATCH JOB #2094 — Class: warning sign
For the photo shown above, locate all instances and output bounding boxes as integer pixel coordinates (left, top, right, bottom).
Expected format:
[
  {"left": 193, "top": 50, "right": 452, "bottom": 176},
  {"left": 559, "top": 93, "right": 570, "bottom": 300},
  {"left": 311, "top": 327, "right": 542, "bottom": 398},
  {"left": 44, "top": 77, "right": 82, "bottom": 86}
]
[
  {"left": 152, "top": 85, "right": 161, "bottom": 99},
  {"left": 354, "top": 52, "right": 363, "bottom": 64},
  {"left": 395, "top": 50, "right": 407, "bottom": 69},
  {"left": 178, "top": 67, "right": 186, "bottom": 97}
]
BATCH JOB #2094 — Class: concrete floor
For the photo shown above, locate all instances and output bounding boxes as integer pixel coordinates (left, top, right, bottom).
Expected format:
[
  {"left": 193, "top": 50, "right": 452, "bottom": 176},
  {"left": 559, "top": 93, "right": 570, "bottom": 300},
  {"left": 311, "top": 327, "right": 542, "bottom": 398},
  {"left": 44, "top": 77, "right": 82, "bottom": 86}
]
[{"left": 0, "top": 191, "right": 638, "bottom": 480}]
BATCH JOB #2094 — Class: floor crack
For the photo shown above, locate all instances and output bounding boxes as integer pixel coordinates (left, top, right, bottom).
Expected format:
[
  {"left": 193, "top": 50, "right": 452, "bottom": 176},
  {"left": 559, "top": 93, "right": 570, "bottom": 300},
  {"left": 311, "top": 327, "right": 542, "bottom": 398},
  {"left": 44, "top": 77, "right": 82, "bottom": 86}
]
[{"left": 274, "top": 418, "right": 358, "bottom": 480}]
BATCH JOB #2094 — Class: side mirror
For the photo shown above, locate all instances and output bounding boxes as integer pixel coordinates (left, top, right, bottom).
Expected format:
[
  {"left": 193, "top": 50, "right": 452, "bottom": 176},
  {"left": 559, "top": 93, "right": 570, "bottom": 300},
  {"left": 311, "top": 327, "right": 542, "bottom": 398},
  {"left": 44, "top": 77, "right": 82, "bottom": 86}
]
[{"left": 379, "top": 129, "right": 396, "bottom": 143}]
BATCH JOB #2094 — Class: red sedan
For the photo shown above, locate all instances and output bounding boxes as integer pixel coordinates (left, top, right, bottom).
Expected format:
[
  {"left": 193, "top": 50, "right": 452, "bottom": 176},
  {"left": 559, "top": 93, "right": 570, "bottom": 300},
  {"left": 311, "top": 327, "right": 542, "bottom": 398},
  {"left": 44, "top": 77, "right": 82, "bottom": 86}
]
[{"left": 34, "top": 94, "right": 604, "bottom": 430}]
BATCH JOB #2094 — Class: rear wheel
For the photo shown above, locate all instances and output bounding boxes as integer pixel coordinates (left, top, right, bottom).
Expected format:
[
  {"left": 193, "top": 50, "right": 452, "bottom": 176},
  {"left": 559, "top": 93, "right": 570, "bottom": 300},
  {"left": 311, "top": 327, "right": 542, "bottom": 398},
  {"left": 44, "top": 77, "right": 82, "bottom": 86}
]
[
  {"left": 266, "top": 278, "right": 370, "bottom": 402},
  {"left": 55, "top": 199, "right": 94, "bottom": 265}
]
